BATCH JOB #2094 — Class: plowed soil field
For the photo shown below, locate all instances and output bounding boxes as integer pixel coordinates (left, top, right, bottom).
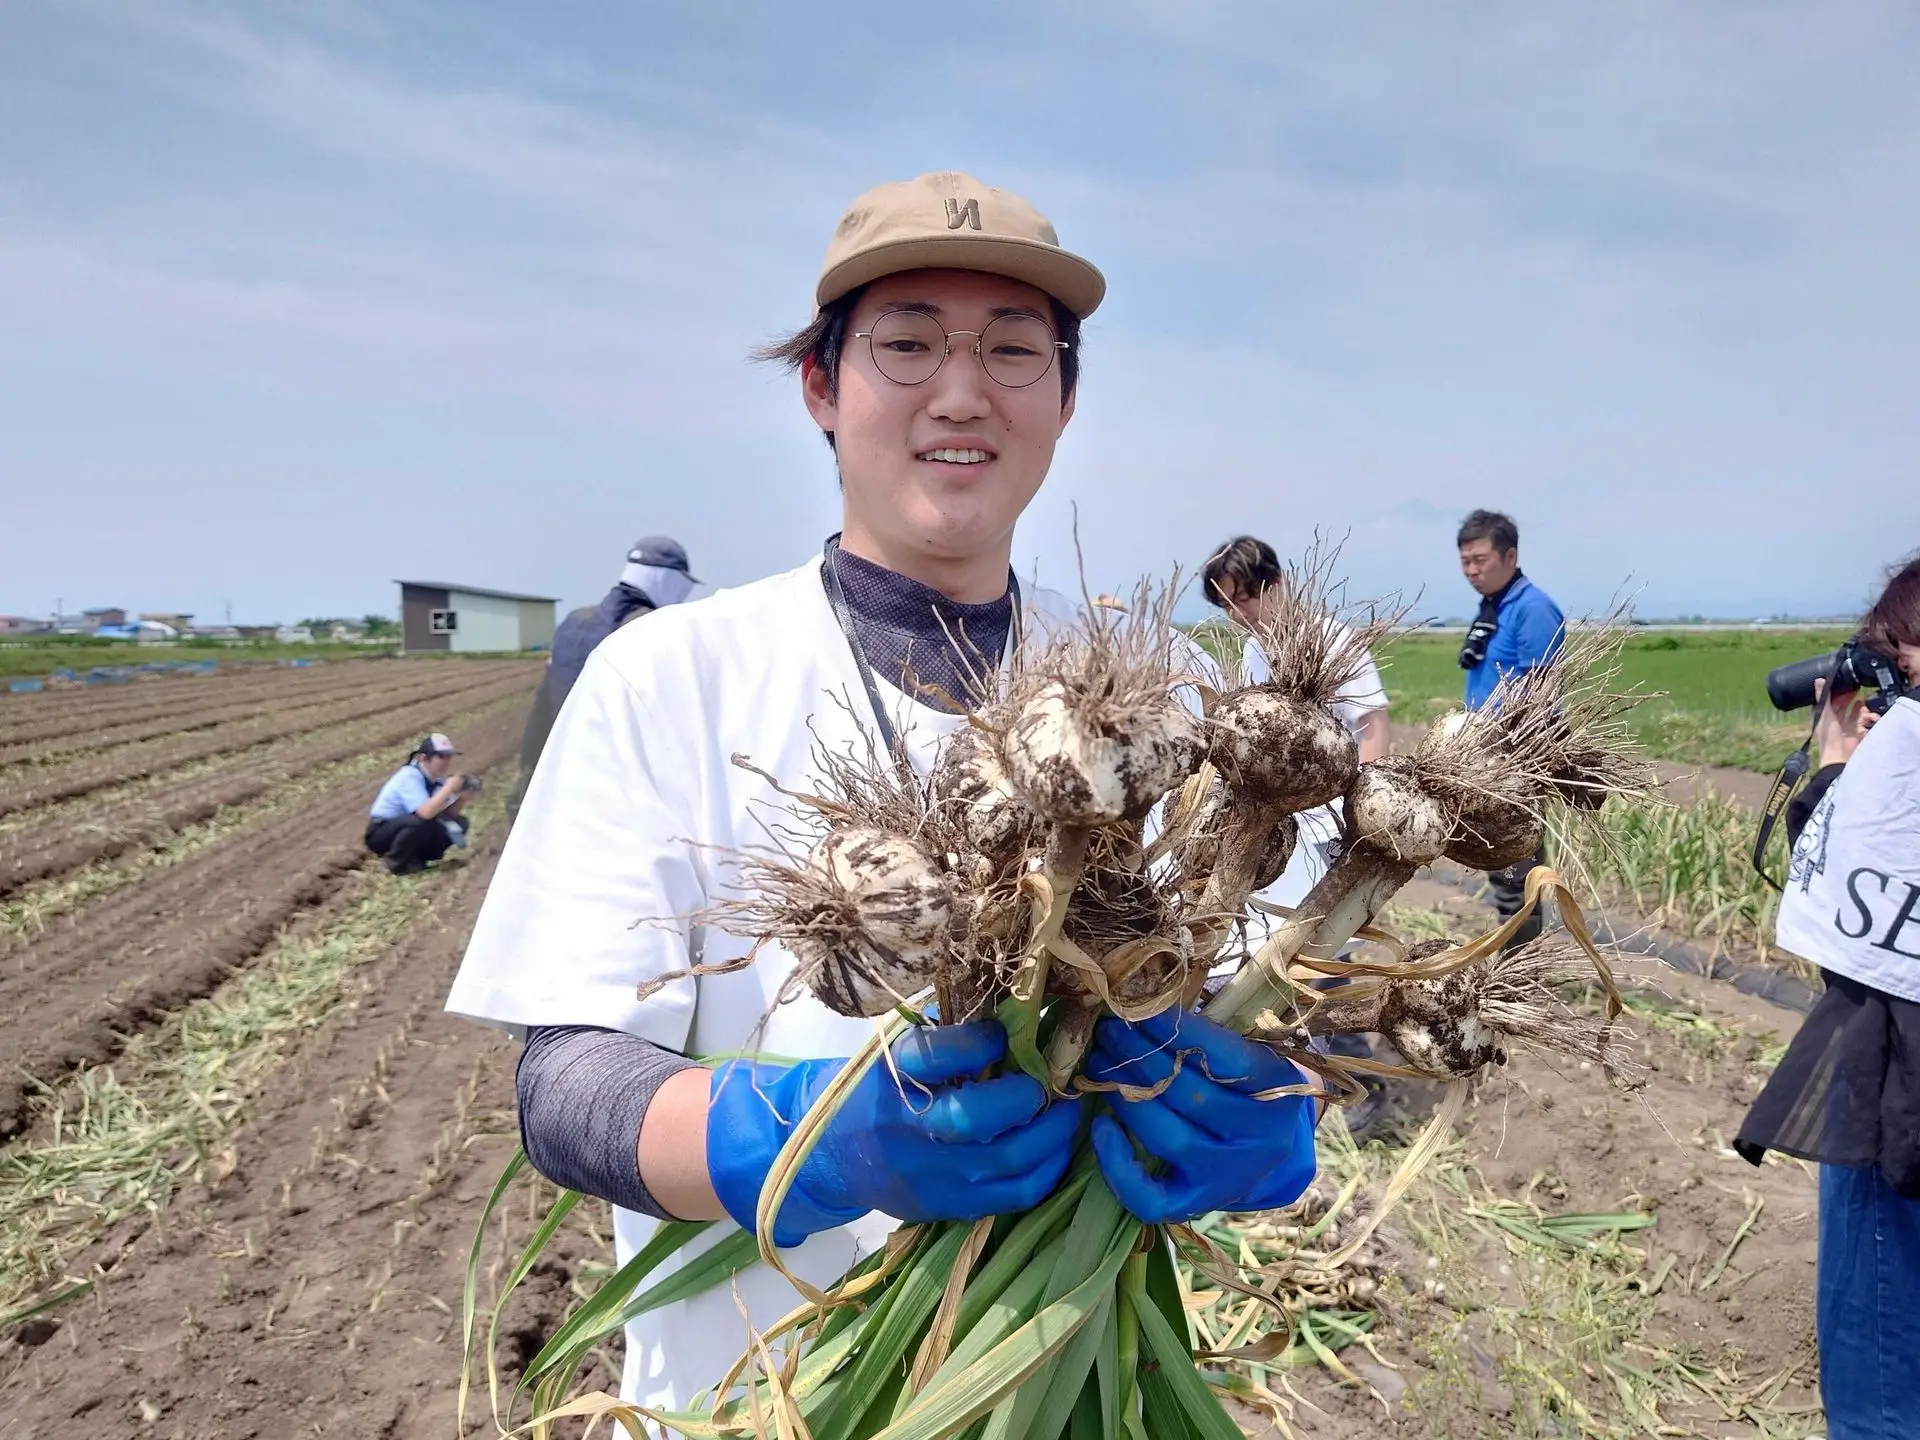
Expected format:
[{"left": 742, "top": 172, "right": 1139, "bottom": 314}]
[{"left": 0, "top": 662, "right": 1828, "bottom": 1439}]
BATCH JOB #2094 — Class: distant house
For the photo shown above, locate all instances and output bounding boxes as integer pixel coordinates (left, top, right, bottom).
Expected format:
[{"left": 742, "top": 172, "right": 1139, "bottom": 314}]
[
  {"left": 140, "top": 612, "right": 194, "bottom": 633},
  {"left": 82, "top": 607, "right": 128, "bottom": 629},
  {"left": 234, "top": 625, "right": 280, "bottom": 641},
  {"left": 0, "top": 616, "right": 43, "bottom": 636},
  {"left": 395, "top": 581, "right": 558, "bottom": 654},
  {"left": 275, "top": 625, "right": 314, "bottom": 644},
  {"left": 191, "top": 625, "right": 242, "bottom": 640}
]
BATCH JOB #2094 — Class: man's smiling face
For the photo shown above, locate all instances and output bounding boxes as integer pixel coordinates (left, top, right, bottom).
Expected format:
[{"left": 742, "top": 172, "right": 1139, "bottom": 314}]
[{"left": 804, "top": 268, "right": 1075, "bottom": 581}]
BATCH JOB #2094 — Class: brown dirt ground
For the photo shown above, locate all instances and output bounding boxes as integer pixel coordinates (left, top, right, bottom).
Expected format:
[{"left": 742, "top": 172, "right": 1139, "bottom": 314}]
[
  {"left": 0, "top": 667, "right": 412, "bottom": 767},
  {"left": 0, "top": 664, "right": 533, "bottom": 819},
  {"left": 0, "top": 661, "right": 384, "bottom": 748},
  {"left": 0, "top": 700, "right": 529, "bottom": 1138},
  {"left": 0, "top": 710, "right": 1825, "bottom": 1438},
  {"left": 0, "top": 671, "right": 535, "bottom": 899},
  {"left": 1262, "top": 883, "right": 1821, "bottom": 1439},
  {"left": 0, "top": 821, "right": 604, "bottom": 1440},
  {"left": 2, "top": 892, "right": 1826, "bottom": 1437}
]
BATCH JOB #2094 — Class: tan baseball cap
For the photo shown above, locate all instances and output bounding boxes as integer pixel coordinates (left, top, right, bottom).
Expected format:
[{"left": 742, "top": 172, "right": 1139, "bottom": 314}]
[{"left": 816, "top": 171, "right": 1106, "bottom": 319}]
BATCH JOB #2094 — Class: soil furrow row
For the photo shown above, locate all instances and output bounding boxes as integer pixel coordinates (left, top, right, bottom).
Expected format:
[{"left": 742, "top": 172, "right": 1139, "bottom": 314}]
[
  {"left": 0, "top": 678, "right": 533, "bottom": 899},
  {"left": 0, "top": 665, "right": 534, "bottom": 820},
  {"left": 0, "top": 702, "right": 527, "bottom": 1139},
  {"left": 0, "top": 662, "right": 378, "bottom": 745},
  {"left": 0, "top": 820, "right": 594, "bottom": 1438},
  {"left": 0, "top": 667, "right": 447, "bottom": 771}
]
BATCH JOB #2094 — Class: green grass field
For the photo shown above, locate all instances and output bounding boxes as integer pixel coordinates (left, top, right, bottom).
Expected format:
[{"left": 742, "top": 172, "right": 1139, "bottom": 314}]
[
  {"left": 1379, "top": 628, "right": 1849, "bottom": 773},
  {"left": 1191, "top": 622, "right": 1853, "bottom": 774}
]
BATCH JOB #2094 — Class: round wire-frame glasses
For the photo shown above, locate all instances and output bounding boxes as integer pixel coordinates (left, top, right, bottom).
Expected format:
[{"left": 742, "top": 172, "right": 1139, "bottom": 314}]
[{"left": 852, "top": 309, "right": 1069, "bottom": 389}]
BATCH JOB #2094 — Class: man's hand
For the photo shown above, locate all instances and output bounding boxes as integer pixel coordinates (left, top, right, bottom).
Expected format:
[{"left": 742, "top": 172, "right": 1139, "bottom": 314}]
[{"left": 1086, "top": 1008, "right": 1316, "bottom": 1224}]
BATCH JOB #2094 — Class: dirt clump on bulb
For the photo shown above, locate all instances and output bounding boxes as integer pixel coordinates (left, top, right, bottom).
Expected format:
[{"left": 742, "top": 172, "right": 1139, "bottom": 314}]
[
  {"left": 799, "top": 827, "right": 955, "bottom": 1018},
  {"left": 1208, "top": 690, "right": 1357, "bottom": 815},
  {"left": 1346, "top": 757, "right": 1452, "bottom": 864},
  {"left": 1002, "top": 681, "right": 1205, "bottom": 827}
]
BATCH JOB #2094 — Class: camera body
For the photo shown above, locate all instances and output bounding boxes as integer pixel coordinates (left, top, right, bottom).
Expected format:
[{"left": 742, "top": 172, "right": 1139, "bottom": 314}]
[
  {"left": 460, "top": 773, "right": 484, "bottom": 796},
  {"left": 1766, "top": 635, "right": 1906, "bottom": 715}
]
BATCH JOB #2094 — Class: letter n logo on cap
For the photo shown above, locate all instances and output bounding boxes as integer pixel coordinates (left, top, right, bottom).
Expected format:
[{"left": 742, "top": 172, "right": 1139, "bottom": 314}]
[{"left": 945, "top": 197, "right": 981, "bottom": 231}]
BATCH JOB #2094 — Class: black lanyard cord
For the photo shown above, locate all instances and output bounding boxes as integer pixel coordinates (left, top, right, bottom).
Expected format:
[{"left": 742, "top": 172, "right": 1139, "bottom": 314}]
[
  {"left": 1752, "top": 697, "right": 1824, "bottom": 891},
  {"left": 819, "top": 534, "right": 1021, "bottom": 780}
]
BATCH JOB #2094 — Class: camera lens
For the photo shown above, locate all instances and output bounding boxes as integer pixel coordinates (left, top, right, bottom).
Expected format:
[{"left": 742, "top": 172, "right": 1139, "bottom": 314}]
[{"left": 1765, "top": 652, "right": 1839, "bottom": 711}]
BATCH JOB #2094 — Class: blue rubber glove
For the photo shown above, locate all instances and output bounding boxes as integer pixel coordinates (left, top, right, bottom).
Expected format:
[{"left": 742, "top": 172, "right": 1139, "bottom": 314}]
[
  {"left": 1086, "top": 1008, "right": 1316, "bottom": 1224},
  {"left": 707, "top": 1021, "right": 1083, "bottom": 1248}
]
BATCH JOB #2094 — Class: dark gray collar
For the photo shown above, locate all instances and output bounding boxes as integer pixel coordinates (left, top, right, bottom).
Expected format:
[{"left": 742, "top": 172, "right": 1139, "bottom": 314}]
[{"left": 826, "top": 547, "right": 1015, "bottom": 714}]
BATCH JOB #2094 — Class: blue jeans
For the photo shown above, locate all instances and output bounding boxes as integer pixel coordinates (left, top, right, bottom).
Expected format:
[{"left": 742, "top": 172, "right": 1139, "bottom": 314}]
[{"left": 1819, "top": 1164, "right": 1920, "bottom": 1439}]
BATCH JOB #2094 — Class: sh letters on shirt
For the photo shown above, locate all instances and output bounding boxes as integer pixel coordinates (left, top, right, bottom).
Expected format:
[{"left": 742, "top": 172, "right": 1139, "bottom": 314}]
[
  {"left": 1793, "top": 790, "right": 1920, "bottom": 959},
  {"left": 1786, "top": 739, "right": 1920, "bottom": 979},
  {"left": 1797, "top": 791, "right": 1920, "bottom": 960},
  {"left": 1834, "top": 865, "right": 1920, "bottom": 958}
]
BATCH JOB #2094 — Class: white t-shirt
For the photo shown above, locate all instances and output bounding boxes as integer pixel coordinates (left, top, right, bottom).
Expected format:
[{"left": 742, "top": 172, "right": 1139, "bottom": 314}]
[
  {"left": 1237, "top": 629, "right": 1389, "bottom": 920},
  {"left": 446, "top": 556, "right": 1097, "bottom": 1411},
  {"left": 1777, "top": 694, "right": 1920, "bottom": 1003}
]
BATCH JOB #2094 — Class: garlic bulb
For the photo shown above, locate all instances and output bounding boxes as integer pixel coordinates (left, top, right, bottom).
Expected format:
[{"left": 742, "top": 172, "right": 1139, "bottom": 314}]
[
  {"left": 803, "top": 827, "right": 954, "bottom": 1017},
  {"left": 1346, "top": 758, "right": 1451, "bottom": 865},
  {"left": 931, "top": 726, "right": 1036, "bottom": 863},
  {"left": 1379, "top": 971, "right": 1507, "bottom": 1078},
  {"left": 1001, "top": 681, "right": 1205, "bottom": 827},
  {"left": 1208, "top": 690, "right": 1357, "bottom": 814}
]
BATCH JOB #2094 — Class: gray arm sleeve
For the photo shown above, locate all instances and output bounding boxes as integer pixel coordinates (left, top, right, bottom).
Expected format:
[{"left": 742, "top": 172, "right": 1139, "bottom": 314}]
[{"left": 515, "top": 1024, "right": 701, "bottom": 1218}]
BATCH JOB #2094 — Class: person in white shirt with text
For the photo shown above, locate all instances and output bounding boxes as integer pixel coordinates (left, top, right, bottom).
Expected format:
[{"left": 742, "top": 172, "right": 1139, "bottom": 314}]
[{"left": 1735, "top": 553, "right": 1920, "bottom": 1440}]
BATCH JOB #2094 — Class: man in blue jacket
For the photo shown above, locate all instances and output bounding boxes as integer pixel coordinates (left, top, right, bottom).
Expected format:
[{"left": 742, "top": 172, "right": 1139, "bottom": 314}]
[
  {"left": 510, "top": 536, "right": 698, "bottom": 820},
  {"left": 1457, "top": 509, "right": 1565, "bottom": 944}
]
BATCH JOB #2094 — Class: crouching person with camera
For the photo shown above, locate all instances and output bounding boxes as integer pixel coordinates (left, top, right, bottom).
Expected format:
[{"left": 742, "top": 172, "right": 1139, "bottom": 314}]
[
  {"left": 1736, "top": 554, "right": 1920, "bottom": 1440},
  {"left": 366, "top": 733, "right": 473, "bottom": 875}
]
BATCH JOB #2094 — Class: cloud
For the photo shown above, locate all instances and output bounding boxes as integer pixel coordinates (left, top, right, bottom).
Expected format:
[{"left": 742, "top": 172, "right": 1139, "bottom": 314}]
[{"left": 1, "top": 0, "right": 1917, "bottom": 626}]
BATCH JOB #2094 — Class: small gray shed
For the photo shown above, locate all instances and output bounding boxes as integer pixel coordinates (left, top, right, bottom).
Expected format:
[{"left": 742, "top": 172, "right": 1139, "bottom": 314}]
[{"left": 396, "top": 581, "right": 558, "bottom": 654}]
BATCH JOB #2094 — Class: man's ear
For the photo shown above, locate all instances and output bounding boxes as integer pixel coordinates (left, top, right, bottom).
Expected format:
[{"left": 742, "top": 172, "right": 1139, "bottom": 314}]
[
  {"left": 1059, "top": 384, "right": 1077, "bottom": 431},
  {"left": 801, "top": 355, "right": 838, "bottom": 436}
]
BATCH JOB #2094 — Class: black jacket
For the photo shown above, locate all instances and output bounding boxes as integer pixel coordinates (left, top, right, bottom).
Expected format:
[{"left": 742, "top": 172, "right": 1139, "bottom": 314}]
[{"left": 510, "top": 584, "right": 656, "bottom": 818}]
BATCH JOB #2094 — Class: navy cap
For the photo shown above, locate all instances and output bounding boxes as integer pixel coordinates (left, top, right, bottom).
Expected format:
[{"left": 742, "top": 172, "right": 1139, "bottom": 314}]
[{"left": 628, "top": 535, "right": 698, "bottom": 583}]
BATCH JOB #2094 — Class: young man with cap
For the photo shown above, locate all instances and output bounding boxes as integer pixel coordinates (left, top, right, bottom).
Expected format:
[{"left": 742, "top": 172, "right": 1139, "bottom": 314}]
[
  {"left": 366, "top": 733, "right": 470, "bottom": 875},
  {"left": 446, "top": 171, "right": 1317, "bottom": 1412},
  {"left": 1456, "top": 508, "right": 1565, "bottom": 945},
  {"left": 510, "top": 535, "right": 699, "bottom": 821}
]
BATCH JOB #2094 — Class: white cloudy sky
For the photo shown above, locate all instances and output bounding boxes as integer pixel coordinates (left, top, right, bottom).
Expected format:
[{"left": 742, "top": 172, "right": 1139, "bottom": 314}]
[{"left": 3, "top": 1, "right": 1917, "bottom": 624}]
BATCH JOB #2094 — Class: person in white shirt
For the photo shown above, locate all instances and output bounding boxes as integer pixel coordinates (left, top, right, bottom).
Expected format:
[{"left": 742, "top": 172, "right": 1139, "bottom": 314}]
[
  {"left": 1199, "top": 536, "right": 1390, "bottom": 908},
  {"left": 1200, "top": 535, "right": 1393, "bottom": 1131},
  {"left": 445, "top": 172, "right": 1315, "bottom": 1415},
  {"left": 1735, "top": 553, "right": 1920, "bottom": 1440}
]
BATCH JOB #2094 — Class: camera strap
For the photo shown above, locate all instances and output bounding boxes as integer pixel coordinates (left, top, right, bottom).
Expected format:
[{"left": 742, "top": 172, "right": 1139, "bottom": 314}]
[{"left": 1751, "top": 700, "right": 1824, "bottom": 891}]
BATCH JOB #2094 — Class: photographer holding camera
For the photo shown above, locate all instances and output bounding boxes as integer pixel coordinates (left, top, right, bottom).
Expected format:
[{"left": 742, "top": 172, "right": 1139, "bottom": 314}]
[
  {"left": 1735, "top": 553, "right": 1920, "bottom": 1439},
  {"left": 365, "top": 732, "right": 473, "bottom": 876}
]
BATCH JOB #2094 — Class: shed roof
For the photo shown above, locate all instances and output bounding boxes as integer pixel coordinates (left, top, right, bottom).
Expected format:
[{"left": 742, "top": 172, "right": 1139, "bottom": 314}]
[{"left": 395, "top": 580, "right": 559, "bottom": 604}]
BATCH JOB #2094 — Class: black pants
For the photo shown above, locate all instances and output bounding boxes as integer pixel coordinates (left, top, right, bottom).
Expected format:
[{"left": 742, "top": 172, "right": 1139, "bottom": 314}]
[
  {"left": 365, "top": 814, "right": 461, "bottom": 875},
  {"left": 1486, "top": 843, "right": 1548, "bottom": 948}
]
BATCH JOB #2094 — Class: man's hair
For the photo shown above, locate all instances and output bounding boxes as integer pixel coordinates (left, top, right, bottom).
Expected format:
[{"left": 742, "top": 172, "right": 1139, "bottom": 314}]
[
  {"left": 1861, "top": 550, "right": 1920, "bottom": 655},
  {"left": 1201, "top": 535, "right": 1283, "bottom": 609},
  {"left": 753, "top": 284, "right": 1082, "bottom": 451},
  {"left": 1457, "top": 509, "right": 1519, "bottom": 554}
]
